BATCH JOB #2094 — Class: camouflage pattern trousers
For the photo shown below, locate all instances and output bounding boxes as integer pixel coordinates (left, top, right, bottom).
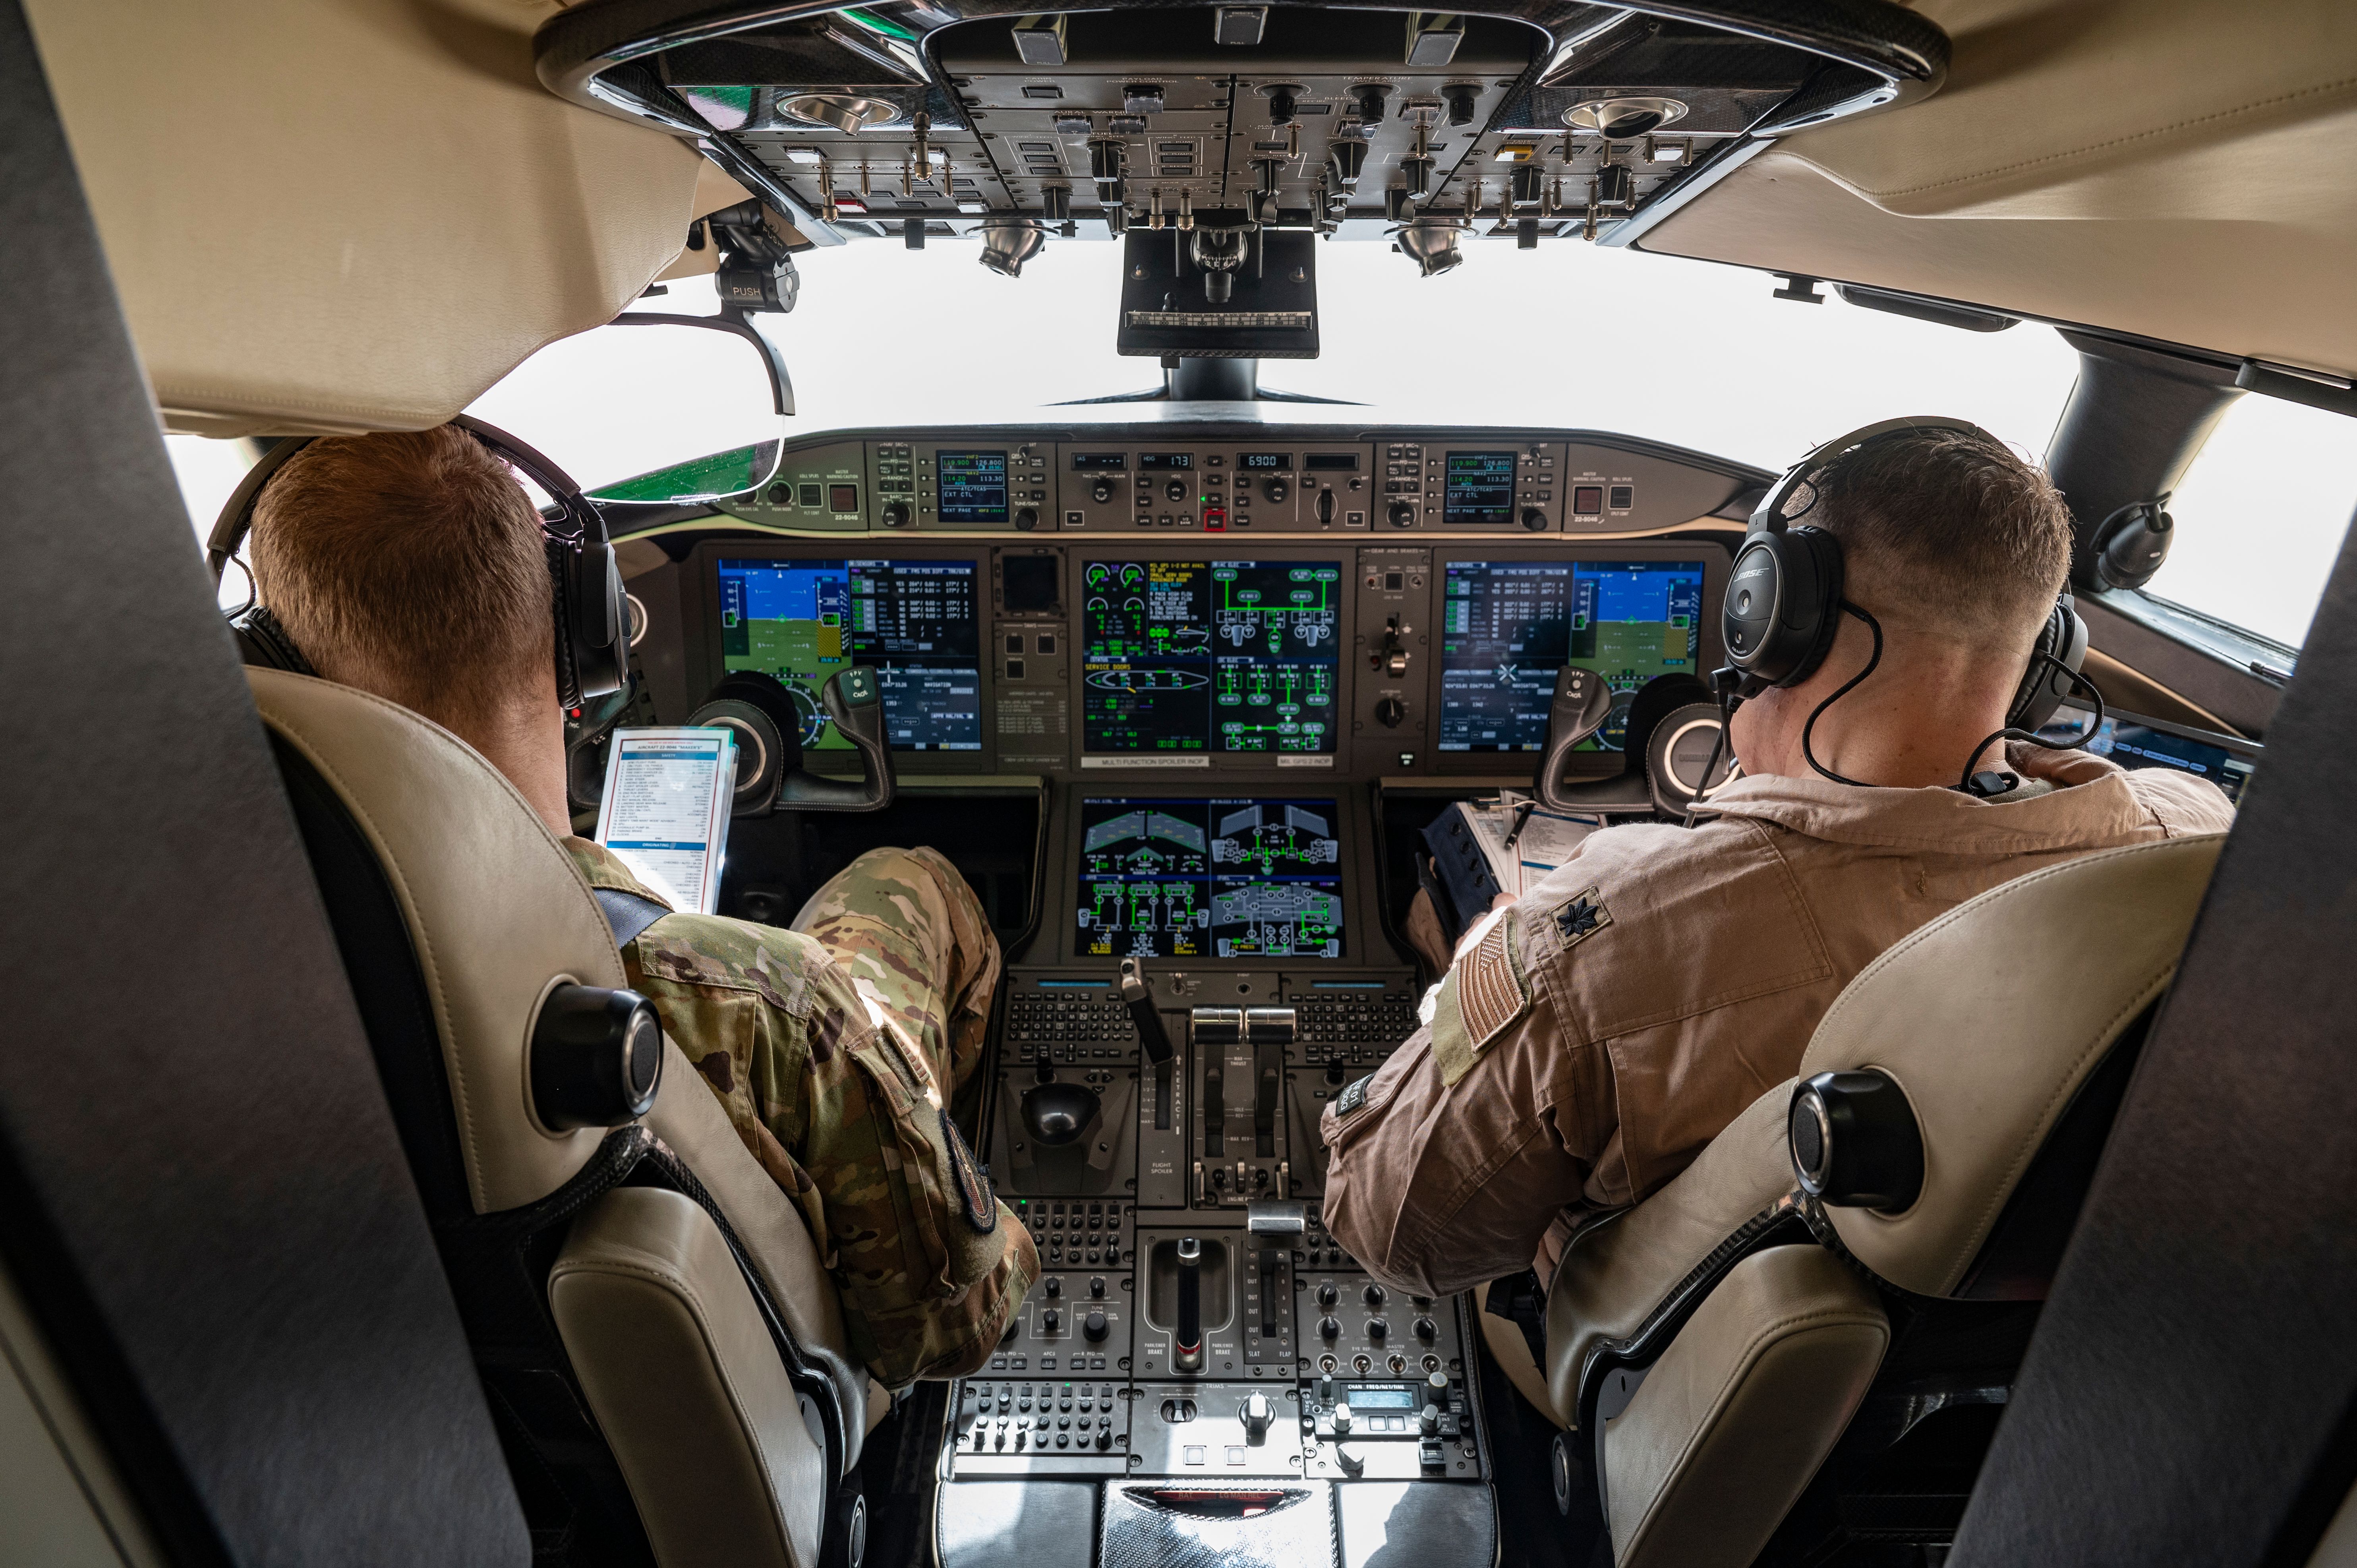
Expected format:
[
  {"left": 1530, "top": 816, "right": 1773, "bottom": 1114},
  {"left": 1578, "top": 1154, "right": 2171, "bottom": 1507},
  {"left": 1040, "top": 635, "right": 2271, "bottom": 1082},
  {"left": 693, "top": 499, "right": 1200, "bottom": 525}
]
[{"left": 793, "top": 845, "right": 1002, "bottom": 1102}]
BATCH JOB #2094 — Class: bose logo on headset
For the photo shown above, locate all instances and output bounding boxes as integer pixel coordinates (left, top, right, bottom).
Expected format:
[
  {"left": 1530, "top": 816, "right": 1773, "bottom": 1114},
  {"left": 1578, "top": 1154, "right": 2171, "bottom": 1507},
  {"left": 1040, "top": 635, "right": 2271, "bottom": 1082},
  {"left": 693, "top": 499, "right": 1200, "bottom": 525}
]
[
  {"left": 203, "top": 417, "right": 632, "bottom": 711},
  {"left": 1716, "top": 416, "right": 2100, "bottom": 793}
]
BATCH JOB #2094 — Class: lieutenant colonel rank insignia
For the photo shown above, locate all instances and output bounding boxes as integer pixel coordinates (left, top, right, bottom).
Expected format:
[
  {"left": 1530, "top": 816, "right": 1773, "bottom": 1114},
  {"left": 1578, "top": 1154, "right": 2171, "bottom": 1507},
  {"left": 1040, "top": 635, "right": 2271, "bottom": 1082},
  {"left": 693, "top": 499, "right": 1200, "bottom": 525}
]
[
  {"left": 1552, "top": 887, "right": 1613, "bottom": 954},
  {"left": 1430, "top": 912, "right": 1531, "bottom": 1088}
]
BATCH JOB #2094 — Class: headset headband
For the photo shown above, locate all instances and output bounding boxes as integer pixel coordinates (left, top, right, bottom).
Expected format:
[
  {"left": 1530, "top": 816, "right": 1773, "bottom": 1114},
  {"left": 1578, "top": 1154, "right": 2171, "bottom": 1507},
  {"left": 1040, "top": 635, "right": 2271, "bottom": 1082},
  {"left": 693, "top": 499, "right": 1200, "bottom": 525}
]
[
  {"left": 206, "top": 415, "right": 606, "bottom": 585},
  {"left": 1748, "top": 415, "right": 2002, "bottom": 537}
]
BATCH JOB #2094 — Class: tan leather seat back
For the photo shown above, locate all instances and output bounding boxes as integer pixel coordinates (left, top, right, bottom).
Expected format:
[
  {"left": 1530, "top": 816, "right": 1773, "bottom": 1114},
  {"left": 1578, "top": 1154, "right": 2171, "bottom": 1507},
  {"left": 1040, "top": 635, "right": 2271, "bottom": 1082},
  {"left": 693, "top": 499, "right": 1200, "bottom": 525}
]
[
  {"left": 1545, "top": 1084, "right": 1796, "bottom": 1428},
  {"left": 1603, "top": 1245, "right": 1887, "bottom": 1568},
  {"left": 249, "top": 667, "right": 619, "bottom": 1213},
  {"left": 551, "top": 1187, "right": 829, "bottom": 1568},
  {"left": 1800, "top": 834, "right": 2226, "bottom": 1297},
  {"left": 248, "top": 667, "right": 870, "bottom": 1440}
]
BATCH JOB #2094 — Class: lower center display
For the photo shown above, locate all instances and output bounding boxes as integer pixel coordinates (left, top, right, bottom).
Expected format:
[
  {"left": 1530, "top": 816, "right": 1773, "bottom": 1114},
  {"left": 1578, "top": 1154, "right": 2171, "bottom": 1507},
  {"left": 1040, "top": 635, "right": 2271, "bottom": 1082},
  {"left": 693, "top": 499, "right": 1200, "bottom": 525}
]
[{"left": 1077, "top": 797, "right": 1343, "bottom": 959}]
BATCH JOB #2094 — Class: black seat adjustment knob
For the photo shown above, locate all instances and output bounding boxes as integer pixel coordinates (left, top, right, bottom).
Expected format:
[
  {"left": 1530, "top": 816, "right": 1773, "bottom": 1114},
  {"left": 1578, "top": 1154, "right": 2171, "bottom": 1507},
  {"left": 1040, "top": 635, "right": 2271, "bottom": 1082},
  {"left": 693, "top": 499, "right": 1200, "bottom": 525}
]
[
  {"left": 1789, "top": 1069, "right": 1924, "bottom": 1211},
  {"left": 531, "top": 985, "right": 663, "bottom": 1130}
]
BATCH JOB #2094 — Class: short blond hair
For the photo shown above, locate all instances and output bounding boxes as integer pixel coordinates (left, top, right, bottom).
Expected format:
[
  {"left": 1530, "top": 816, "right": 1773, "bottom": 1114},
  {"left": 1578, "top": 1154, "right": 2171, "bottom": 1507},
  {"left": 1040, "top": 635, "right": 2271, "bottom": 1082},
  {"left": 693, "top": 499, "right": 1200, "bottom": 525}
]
[
  {"left": 1810, "top": 427, "right": 2074, "bottom": 648},
  {"left": 250, "top": 426, "right": 551, "bottom": 729}
]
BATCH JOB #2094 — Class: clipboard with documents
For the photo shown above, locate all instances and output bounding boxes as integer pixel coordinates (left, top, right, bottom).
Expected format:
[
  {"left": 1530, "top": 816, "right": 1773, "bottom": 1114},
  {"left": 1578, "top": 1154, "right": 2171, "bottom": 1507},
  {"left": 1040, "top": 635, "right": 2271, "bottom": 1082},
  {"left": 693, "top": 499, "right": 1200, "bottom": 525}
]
[{"left": 592, "top": 728, "right": 739, "bottom": 915}]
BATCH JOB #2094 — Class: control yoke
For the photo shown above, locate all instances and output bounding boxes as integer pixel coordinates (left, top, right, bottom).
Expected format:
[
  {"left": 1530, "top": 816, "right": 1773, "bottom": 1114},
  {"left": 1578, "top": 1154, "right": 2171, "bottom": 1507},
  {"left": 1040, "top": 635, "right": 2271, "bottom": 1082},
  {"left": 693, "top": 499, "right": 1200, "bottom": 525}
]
[
  {"left": 1534, "top": 667, "right": 1615, "bottom": 812},
  {"left": 684, "top": 666, "right": 896, "bottom": 816},
  {"left": 777, "top": 668, "right": 896, "bottom": 812}
]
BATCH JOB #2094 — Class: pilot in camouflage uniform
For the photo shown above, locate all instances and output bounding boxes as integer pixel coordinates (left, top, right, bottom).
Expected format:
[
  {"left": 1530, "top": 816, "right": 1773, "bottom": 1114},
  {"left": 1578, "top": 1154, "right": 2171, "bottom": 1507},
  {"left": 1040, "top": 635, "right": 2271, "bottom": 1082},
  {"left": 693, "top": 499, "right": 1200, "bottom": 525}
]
[{"left": 564, "top": 837, "right": 1034, "bottom": 1387}]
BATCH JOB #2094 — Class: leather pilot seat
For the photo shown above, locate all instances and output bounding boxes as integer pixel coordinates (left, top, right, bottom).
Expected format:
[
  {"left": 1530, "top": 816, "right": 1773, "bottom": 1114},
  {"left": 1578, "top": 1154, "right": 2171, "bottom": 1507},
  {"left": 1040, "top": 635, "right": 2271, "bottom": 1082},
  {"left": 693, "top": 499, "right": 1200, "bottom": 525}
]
[
  {"left": 246, "top": 666, "right": 878, "bottom": 1568},
  {"left": 1541, "top": 833, "right": 2227, "bottom": 1567}
]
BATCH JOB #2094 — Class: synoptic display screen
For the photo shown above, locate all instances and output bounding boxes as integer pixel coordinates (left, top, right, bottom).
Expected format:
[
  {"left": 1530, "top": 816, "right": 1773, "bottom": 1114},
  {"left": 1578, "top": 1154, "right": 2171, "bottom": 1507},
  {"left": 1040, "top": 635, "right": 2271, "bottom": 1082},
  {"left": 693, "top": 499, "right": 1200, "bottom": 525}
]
[
  {"left": 1081, "top": 560, "right": 1342, "bottom": 753},
  {"left": 1442, "top": 452, "right": 1519, "bottom": 526},
  {"left": 1437, "top": 559, "right": 1705, "bottom": 752},
  {"left": 1077, "top": 798, "right": 1343, "bottom": 959},
  {"left": 936, "top": 451, "right": 1009, "bottom": 523},
  {"left": 715, "top": 558, "right": 981, "bottom": 751}
]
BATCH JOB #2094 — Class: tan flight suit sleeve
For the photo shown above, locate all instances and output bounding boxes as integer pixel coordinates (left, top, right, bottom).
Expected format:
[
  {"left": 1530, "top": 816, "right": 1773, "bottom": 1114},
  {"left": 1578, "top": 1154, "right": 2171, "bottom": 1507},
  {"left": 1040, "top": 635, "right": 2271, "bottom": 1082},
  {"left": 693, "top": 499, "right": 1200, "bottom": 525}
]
[{"left": 1319, "top": 900, "right": 1616, "bottom": 1298}]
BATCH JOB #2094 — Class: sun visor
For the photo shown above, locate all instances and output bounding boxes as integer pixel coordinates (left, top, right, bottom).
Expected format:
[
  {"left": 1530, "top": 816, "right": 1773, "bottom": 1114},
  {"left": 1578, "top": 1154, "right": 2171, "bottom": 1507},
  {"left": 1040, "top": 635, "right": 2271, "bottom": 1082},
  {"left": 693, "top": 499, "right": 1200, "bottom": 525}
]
[{"left": 25, "top": 0, "right": 708, "bottom": 437}]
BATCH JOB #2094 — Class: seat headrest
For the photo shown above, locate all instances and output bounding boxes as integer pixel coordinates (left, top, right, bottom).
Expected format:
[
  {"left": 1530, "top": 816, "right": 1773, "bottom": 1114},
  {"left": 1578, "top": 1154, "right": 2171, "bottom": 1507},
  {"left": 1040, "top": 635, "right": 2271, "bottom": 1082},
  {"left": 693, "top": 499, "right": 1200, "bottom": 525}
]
[
  {"left": 248, "top": 667, "right": 625, "bottom": 1214},
  {"left": 1800, "top": 833, "right": 2226, "bottom": 1297}
]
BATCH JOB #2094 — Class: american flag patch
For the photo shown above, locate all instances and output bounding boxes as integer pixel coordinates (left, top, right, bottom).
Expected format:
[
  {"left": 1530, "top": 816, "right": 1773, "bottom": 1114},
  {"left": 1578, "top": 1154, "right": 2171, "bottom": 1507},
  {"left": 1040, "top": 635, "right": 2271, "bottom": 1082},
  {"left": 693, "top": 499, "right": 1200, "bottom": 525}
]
[{"left": 1431, "top": 913, "right": 1531, "bottom": 1087}]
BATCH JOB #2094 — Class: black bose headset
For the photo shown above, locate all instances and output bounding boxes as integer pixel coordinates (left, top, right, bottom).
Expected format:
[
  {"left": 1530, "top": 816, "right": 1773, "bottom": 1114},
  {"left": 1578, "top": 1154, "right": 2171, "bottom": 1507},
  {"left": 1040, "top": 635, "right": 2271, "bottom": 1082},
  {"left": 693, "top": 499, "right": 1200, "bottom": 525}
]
[
  {"left": 1715, "top": 415, "right": 2101, "bottom": 795},
  {"left": 206, "top": 416, "right": 630, "bottom": 711}
]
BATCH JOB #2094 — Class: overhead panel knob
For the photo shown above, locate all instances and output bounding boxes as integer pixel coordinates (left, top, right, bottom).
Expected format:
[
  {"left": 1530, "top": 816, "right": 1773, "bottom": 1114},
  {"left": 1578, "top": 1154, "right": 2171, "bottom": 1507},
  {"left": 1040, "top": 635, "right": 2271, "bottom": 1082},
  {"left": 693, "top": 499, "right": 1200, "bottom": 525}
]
[
  {"left": 1317, "top": 1282, "right": 1339, "bottom": 1308},
  {"left": 1375, "top": 696, "right": 1406, "bottom": 728},
  {"left": 1015, "top": 506, "right": 1038, "bottom": 531},
  {"left": 1241, "top": 1392, "right": 1273, "bottom": 1440},
  {"left": 1413, "top": 1316, "right": 1437, "bottom": 1343},
  {"left": 1319, "top": 1315, "right": 1341, "bottom": 1341},
  {"left": 1522, "top": 507, "right": 1549, "bottom": 531},
  {"left": 1365, "top": 1316, "right": 1389, "bottom": 1342},
  {"left": 1092, "top": 477, "right": 1116, "bottom": 503},
  {"left": 1084, "top": 1309, "right": 1109, "bottom": 1342},
  {"left": 1363, "top": 1284, "right": 1386, "bottom": 1307},
  {"left": 881, "top": 500, "right": 911, "bottom": 528},
  {"left": 1388, "top": 501, "right": 1416, "bottom": 529}
]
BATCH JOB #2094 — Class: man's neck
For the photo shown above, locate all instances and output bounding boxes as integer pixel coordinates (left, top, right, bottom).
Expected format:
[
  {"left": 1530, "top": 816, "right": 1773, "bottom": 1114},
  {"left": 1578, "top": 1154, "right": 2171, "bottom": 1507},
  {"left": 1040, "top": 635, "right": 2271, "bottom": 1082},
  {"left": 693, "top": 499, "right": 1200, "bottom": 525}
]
[{"left": 459, "top": 696, "right": 574, "bottom": 837}]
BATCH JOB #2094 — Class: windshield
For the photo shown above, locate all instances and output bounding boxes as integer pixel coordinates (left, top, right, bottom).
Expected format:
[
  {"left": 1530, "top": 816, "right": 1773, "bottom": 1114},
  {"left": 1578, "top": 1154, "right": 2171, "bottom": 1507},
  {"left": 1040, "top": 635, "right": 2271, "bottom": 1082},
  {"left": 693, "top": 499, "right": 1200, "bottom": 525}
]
[{"left": 715, "top": 237, "right": 2084, "bottom": 468}]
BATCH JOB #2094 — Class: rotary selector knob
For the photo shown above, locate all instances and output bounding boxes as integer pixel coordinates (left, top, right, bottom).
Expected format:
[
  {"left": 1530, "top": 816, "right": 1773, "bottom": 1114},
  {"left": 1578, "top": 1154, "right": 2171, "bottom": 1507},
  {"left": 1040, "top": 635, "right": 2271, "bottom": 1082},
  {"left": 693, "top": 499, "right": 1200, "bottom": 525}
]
[
  {"left": 1413, "top": 1317, "right": 1437, "bottom": 1343},
  {"left": 1317, "top": 1283, "right": 1339, "bottom": 1308},
  {"left": 1015, "top": 506, "right": 1038, "bottom": 531},
  {"left": 1241, "top": 1393, "right": 1273, "bottom": 1440},
  {"left": 1319, "top": 1316, "right": 1342, "bottom": 1341},
  {"left": 1522, "top": 507, "right": 1549, "bottom": 531},
  {"left": 1388, "top": 501, "right": 1416, "bottom": 529},
  {"left": 1083, "top": 1309, "right": 1109, "bottom": 1342},
  {"left": 1375, "top": 696, "right": 1406, "bottom": 728},
  {"left": 1166, "top": 478, "right": 1188, "bottom": 502},
  {"left": 1090, "top": 1276, "right": 1106, "bottom": 1299},
  {"left": 1265, "top": 477, "right": 1290, "bottom": 503},
  {"left": 1045, "top": 1277, "right": 1062, "bottom": 1298},
  {"left": 1092, "top": 477, "right": 1116, "bottom": 503},
  {"left": 1419, "top": 1404, "right": 1440, "bottom": 1435},
  {"left": 1366, "top": 1317, "right": 1389, "bottom": 1342},
  {"left": 1040, "top": 1308, "right": 1060, "bottom": 1334},
  {"left": 1332, "top": 1402, "right": 1353, "bottom": 1436},
  {"left": 881, "top": 500, "right": 911, "bottom": 528},
  {"left": 1363, "top": 1284, "right": 1387, "bottom": 1307}
]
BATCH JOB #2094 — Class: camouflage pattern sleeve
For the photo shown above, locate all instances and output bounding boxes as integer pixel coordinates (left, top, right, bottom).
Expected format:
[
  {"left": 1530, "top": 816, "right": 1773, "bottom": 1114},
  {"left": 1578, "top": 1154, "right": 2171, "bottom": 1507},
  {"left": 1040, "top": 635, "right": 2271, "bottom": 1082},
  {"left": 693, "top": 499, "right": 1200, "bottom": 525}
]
[{"left": 563, "top": 839, "right": 1035, "bottom": 1386}]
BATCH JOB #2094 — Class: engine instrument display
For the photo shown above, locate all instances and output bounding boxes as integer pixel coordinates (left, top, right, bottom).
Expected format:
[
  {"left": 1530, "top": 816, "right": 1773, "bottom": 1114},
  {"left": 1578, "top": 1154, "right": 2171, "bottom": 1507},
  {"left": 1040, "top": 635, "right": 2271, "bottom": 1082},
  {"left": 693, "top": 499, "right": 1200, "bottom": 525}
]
[
  {"left": 1081, "top": 560, "right": 1342, "bottom": 754},
  {"left": 1077, "top": 797, "right": 1343, "bottom": 959},
  {"left": 1438, "top": 559, "right": 1705, "bottom": 751},
  {"left": 936, "top": 452, "right": 1009, "bottom": 524},
  {"left": 1442, "top": 452, "right": 1518, "bottom": 526},
  {"left": 715, "top": 557, "right": 981, "bottom": 750}
]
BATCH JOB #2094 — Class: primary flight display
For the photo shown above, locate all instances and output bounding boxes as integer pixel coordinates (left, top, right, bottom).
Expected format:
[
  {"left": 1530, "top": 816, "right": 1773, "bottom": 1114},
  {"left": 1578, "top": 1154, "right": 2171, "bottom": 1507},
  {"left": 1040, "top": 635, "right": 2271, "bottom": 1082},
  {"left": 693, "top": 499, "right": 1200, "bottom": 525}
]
[
  {"left": 1081, "top": 560, "right": 1342, "bottom": 754},
  {"left": 1077, "top": 797, "right": 1344, "bottom": 959},
  {"left": 715, "top": 557, "right": 982, "bottom": 750},
  {"left": 1437, "top": 559, "right": 1705, "bottom": 752}
]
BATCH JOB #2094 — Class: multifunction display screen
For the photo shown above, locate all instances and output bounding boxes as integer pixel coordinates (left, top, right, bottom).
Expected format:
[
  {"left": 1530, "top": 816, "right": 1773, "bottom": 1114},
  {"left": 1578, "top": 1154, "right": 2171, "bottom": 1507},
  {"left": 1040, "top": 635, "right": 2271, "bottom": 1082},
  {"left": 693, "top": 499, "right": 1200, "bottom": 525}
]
[
  {"left": 1438, "top": 559, "right": 1705, "bottom": 752},
  {"left": 936, "top": 451, "right": 1009, "bottom": 523},
  {"left": 1077, "top": 797, "right": 1343, "bottom": 959},
  {"left": 2036, "top": 706, "right": 2258, "bottom": 803},
  {"left": 716, "top": 558, "right": 981, "bottom": 751},
  {"left": 1081, "top": 560, "right": 1341, "bottom": 753},
  {"left": 1443, "top": 451, "right": 1519, "bottom": 526}
]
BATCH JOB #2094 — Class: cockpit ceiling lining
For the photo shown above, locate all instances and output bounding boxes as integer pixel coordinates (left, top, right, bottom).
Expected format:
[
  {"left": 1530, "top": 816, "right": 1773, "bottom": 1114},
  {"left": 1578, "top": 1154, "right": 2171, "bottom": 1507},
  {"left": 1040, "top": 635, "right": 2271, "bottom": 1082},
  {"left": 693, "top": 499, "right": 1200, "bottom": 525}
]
[{"left": 1644, "top": 0, "right": 2357, "bottom": 375}]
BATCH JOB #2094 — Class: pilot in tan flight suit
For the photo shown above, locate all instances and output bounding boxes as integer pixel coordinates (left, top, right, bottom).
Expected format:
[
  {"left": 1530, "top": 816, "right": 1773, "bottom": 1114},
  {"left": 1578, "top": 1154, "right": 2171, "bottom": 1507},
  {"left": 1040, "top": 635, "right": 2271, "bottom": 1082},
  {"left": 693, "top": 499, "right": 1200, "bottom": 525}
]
[
  {"left": 1322, "top": 425, "right": 2235, "bottom": 1299},
  {"left": 245, "top": 426, "right": 1031, "bottom": 1385}
]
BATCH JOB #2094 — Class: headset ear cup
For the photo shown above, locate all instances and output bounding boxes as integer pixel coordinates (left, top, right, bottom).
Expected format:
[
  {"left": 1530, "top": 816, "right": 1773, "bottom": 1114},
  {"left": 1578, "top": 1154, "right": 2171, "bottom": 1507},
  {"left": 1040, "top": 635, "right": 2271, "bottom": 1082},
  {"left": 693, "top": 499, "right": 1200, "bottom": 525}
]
[
  {"left": 2009, "top": 597, "right": 2088, "bottom": 733},
  {"left": 1787, "top": 525, "right": 1847, "bottom": 685},
  {"left": 548, "top": 538, "right": 627, "bottom": 710}
]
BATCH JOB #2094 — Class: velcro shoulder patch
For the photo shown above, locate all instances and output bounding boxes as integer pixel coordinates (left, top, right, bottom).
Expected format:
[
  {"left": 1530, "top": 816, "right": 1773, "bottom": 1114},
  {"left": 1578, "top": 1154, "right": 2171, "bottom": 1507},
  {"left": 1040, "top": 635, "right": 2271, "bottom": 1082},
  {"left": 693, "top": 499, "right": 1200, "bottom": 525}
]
[
  {"left": 1430, "top": 913, "right": 1531, "bottom": 1087},
  {"left": 1336, "top": 1074, "right": 1375, "bottom": 1116},
  {"left": 1550, "top": 886, "right": 1612, "bottom": 954},
  {"left": 940, "top": 1108, "right": 998, "bottom": 1234}
]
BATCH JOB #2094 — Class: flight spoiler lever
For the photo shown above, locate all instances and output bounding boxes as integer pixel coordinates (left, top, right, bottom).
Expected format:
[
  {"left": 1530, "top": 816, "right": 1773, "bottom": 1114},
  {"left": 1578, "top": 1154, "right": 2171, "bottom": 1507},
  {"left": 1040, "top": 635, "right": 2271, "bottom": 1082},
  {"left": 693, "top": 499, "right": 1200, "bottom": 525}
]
[{"left": 1119, "top": 959, "right": 1175, "bottom": 1066}]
